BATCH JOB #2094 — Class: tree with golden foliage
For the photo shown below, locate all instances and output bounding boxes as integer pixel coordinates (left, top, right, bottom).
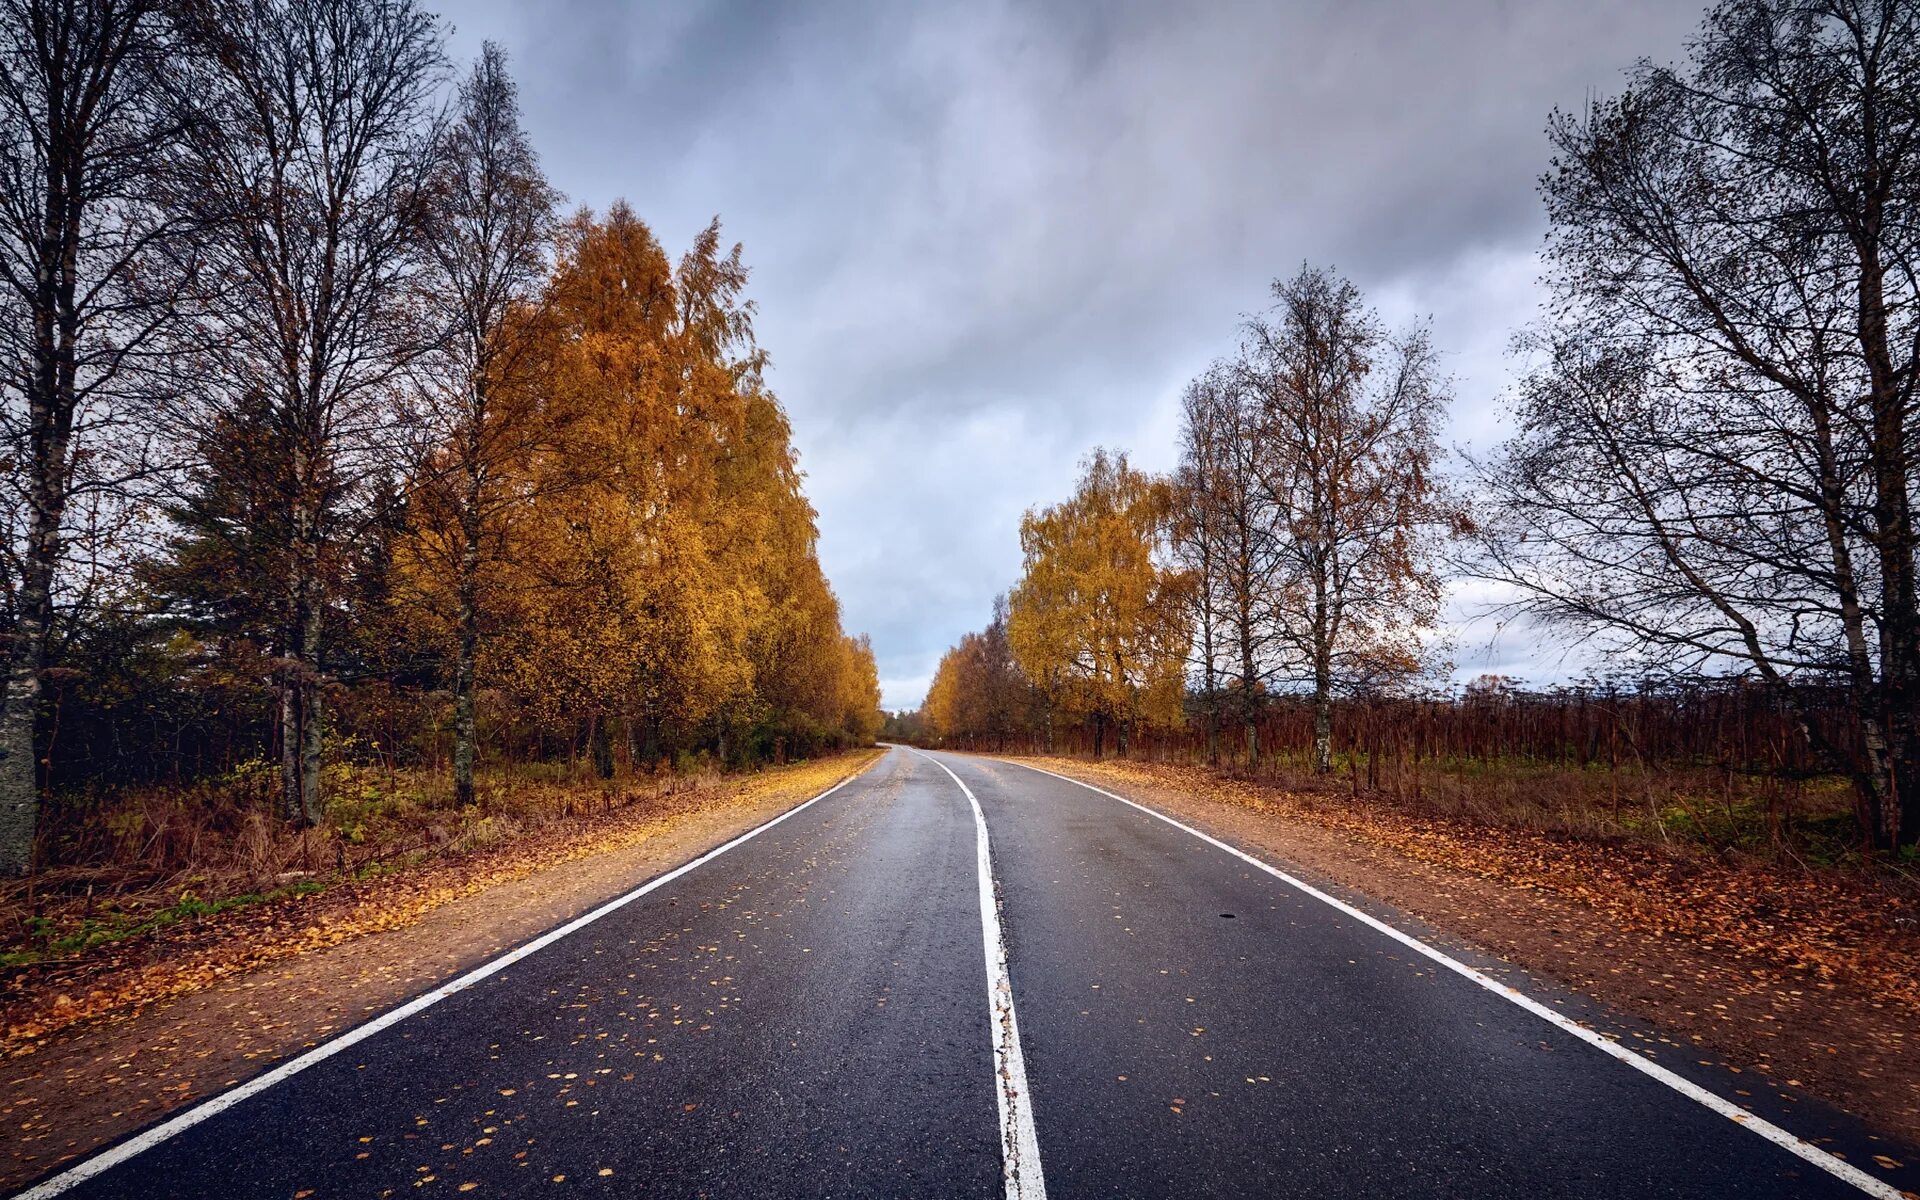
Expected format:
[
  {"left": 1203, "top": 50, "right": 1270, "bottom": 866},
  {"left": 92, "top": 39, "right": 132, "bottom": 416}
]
[
  {"left": 924, "top": 598, "right": 1025, "bottom": 746},
  {"left": 1007, "top": 450, "right": 1191, "bottom": 757},
  {"left": 404, "top": 43, "right": 561, "bottom": 805},
  {"left": 0, "top": 8, "right": 880, "bottom": 884},
  {"left": 833, "top": 634, "right": 885, "bottom": 747},
  {"left": 488, "top": 206, "right": 742, "bottom": 769},
  {"left": 436, "top": 204, "right": 880, "bottom": 772}
]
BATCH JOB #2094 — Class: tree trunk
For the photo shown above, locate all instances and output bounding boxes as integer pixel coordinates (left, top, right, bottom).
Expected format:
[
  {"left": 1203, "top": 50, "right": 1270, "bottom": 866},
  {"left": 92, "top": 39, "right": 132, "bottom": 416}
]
[
  {"left": 282, "top": 493, "right": 326, "bottom": 827},
  {"left": 0, "top": 555, "right": 51, "bottom": 875},
  {"left": 279, "top": 665, "right": 302, "bottom": 825},
  {"left": 1856, "top": 187, "right": 1916, "bottom": 850},
  {"left": 590, "top": 715, "right": 615, "bottom": 780},
  {"left": 1312, "top": 692, "right": 1333, "bottom": 775},
  {"left": 1201, "top": 655, "right": 1220, "bottom": 767},
  {"left": 1312, "top": 584, "right": 1333, "bottom": 774},
  {"left": 1869, "top": 397, "right": 1917, "bottom": 850},
  {"left": 0, "top": 132, "right": 80, "bottom": 874},
  {"left": 1803, "top": 398, "right": 1897, "bottom": 850},
  {"left": 0, "top": 381, "right": 62, "bottom": 871},
  {"left": 298, "top": 575, "right": 325, "bottom": 826},
  {"left": 280, "top": 582, "right": 305, "bottom": 826},
  {"left": 452, "top": 483, "right": 481, "bottom": 806},
  {"left": 1311, "top": 647, "right": 1334, "bottom": 775},
  {"left": 1238, "top": 595, "right": 1259, "bottom": 770}
]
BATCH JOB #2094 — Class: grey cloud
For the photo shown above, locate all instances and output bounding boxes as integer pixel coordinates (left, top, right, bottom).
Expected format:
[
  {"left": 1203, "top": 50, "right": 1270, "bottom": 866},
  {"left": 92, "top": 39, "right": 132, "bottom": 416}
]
[{"left": 442, "top": 0, "right": 1704, "bottom": 707}]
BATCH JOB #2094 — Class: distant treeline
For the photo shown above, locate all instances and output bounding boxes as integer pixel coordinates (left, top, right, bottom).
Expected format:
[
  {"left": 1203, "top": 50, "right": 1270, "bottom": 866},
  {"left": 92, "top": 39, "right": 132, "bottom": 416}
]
[
  {"left": 0, "top": 2, "right": 881, "bottom": 875},
  {"left": 907, "top": 0, "right": 1920, "bottom": 854},
  {"left": 905, "top": 675, "right": 1835, "bottom": 779}
]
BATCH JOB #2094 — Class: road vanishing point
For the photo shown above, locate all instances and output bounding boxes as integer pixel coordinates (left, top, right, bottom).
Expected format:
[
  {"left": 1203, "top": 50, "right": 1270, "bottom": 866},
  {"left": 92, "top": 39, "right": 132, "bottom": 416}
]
[{"left": 21, "top": 746, "right": 1917, "bottom": 1199}]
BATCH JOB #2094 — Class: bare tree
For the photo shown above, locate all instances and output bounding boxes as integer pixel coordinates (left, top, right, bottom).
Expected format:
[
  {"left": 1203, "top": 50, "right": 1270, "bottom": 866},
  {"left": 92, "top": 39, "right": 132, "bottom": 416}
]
[
  {"left": 175, "top": 0, "right": 445, "bottom": 825},
  {"left": 1171, "top": 380, "right": 1228, "bottom": 765},
  {"left": 1244, "top": 266, "right": 1450, "bottom": 774},
  {"left": 1475, "top": 0, "right": 1920, "bottom": 850},
  {"left": 1173, "top": 363, "right": 1284, "bottom": 767},
  {"left": 0, "top": 0, "right": 184, "bottom": 873},
  {"left": 409, "top": 42, "right": 559, "bottom": 807}
]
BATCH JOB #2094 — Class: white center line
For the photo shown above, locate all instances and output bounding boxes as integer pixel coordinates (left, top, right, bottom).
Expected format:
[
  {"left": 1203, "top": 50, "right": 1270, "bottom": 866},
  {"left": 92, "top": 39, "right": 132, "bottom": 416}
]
[
  {"left": 912, "top": 748, "right": 1048, "bottom": 1200},
  {"left": 16, "top": 763, "right": 877, "bottom": 1200},
  {"left": 1002, "top": 757, "right": 1905, "bottom": 1200}
]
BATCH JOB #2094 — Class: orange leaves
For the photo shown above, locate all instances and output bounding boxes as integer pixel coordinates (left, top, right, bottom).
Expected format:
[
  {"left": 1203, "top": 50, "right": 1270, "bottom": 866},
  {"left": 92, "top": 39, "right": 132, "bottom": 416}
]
[
  {"left": 1006, "top": 450, "right": 1192, "bottom": 739},
  {"left": 924, "top": 615, "right": 1023, "bottom": 743},
  {"left": 457, "top": 205, "right": 879, "bottom": 750}
]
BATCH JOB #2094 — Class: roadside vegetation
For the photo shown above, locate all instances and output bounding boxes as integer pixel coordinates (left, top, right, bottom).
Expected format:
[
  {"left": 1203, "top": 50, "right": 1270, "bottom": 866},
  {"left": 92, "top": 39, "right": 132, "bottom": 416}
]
[
  {"left": 4, "top": 760, "right": 776, "bottom": 974},
  {"left": 0, "top": 1, "right": 883, "bottom": 982}
]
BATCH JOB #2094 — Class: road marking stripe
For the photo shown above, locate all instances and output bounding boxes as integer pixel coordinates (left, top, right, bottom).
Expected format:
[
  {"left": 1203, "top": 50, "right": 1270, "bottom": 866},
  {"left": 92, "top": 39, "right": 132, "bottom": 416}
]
[
  {"left": 17, "top": 763, "right": 878, "bottom": 1200},
  {"left": 1002, "top": 758, "right": 1905, "bottom": 1200},
  {"left": 912, "top": 749, "right": 1048, "bottom": 1200}
]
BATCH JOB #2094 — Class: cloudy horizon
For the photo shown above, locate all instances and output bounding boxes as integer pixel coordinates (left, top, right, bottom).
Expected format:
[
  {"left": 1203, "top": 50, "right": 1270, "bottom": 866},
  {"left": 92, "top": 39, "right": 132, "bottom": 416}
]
[{"left": 440, "top": 0, "right": 1705, "bottom": 709}]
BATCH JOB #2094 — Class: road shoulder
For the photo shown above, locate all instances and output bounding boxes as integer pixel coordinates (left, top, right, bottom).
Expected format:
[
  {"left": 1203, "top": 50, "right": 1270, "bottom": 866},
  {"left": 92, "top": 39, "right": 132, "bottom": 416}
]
[{"left": 1, "top": 751, "right": 881, "bottom": 1193}]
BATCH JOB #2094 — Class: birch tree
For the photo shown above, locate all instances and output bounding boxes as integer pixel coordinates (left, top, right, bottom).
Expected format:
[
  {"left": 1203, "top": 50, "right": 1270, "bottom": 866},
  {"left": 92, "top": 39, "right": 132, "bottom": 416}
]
[
  {"left": 409, "top": 42, "right": 558, "bottom": 806},
  {"left": 1007, "top": 449, "right": 1192, "bottom": 757},
  {"left": 1476, "top": 0, "right": 1920, "bottom": 849},
  {"left": 0, "top": 0, "right": 183, "bottom": 872},
  {"left": 1171, "top": 374, "right": 1229, "bottom": 764},
  {"left": 176, "top": 0, "right": 444, "bottom": 825},
  {"left": 1174, "top": 363, "right": 1285, "bottom": 767}
]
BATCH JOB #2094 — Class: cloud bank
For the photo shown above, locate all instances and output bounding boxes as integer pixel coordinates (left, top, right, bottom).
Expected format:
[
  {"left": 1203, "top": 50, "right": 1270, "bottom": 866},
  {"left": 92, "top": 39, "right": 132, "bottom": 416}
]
[{"left": 442, "top": 0, "right": 1703, "bottom": 706}]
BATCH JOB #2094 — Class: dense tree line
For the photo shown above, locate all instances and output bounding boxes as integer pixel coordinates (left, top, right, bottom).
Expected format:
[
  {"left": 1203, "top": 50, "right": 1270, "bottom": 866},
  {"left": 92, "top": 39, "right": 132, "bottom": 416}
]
[
  {"left": 919, "top": 0, "right": 1920, "bottom": 853},
  {"left": 0, "top": 0, "right": 880, "bottom": 874}
]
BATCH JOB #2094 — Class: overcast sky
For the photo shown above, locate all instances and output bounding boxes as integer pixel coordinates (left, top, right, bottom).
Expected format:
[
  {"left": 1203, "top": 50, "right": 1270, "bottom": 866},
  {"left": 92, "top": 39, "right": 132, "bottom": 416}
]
[{"left": 442, "top": 0, "right": 1704, "bottom": 710}]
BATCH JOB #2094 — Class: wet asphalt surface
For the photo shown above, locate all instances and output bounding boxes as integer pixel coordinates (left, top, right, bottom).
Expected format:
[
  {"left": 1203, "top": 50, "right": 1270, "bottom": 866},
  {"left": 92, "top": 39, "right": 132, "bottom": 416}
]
[{"left": 40, "top": 747, "right": 1915, "bottom": 1198}]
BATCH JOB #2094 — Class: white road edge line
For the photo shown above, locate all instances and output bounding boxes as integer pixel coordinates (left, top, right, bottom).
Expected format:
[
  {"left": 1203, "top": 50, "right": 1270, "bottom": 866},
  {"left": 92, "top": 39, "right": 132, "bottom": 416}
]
[
  {"left": 911, "top": 749, "right": 1048, "bottom": 1200},
  {"left": 17, "top": 763, "right": 878, "bottom": 1200},
  {"left": 1002, "top": 758, "right": 1905, "bottom": 1200}
]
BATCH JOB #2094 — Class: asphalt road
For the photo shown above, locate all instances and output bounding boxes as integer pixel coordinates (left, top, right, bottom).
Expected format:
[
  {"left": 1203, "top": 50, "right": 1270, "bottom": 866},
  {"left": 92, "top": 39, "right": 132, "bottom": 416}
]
[{"left": 28, "top": 746, "right": 1915, "bottom": 1199}]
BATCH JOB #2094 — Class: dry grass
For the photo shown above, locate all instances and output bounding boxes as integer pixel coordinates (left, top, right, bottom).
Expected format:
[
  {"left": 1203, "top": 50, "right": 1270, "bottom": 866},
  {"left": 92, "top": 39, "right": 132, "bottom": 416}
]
[
  {"left": 1, "top": 756, "right": 824, "bottom": 967},
  {"left": 1129, "top": 748, "right": 1874, "bottom": 868}
]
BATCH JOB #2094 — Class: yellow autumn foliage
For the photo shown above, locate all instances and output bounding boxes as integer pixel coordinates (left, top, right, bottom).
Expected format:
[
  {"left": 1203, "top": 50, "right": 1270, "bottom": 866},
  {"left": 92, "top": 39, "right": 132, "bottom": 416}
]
[
  {"left": 1006, "top": 449, "right": 1192, "bottom": 754},
  {"left": 398, "top": 204, "right": 880, "bottom": 764}
]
